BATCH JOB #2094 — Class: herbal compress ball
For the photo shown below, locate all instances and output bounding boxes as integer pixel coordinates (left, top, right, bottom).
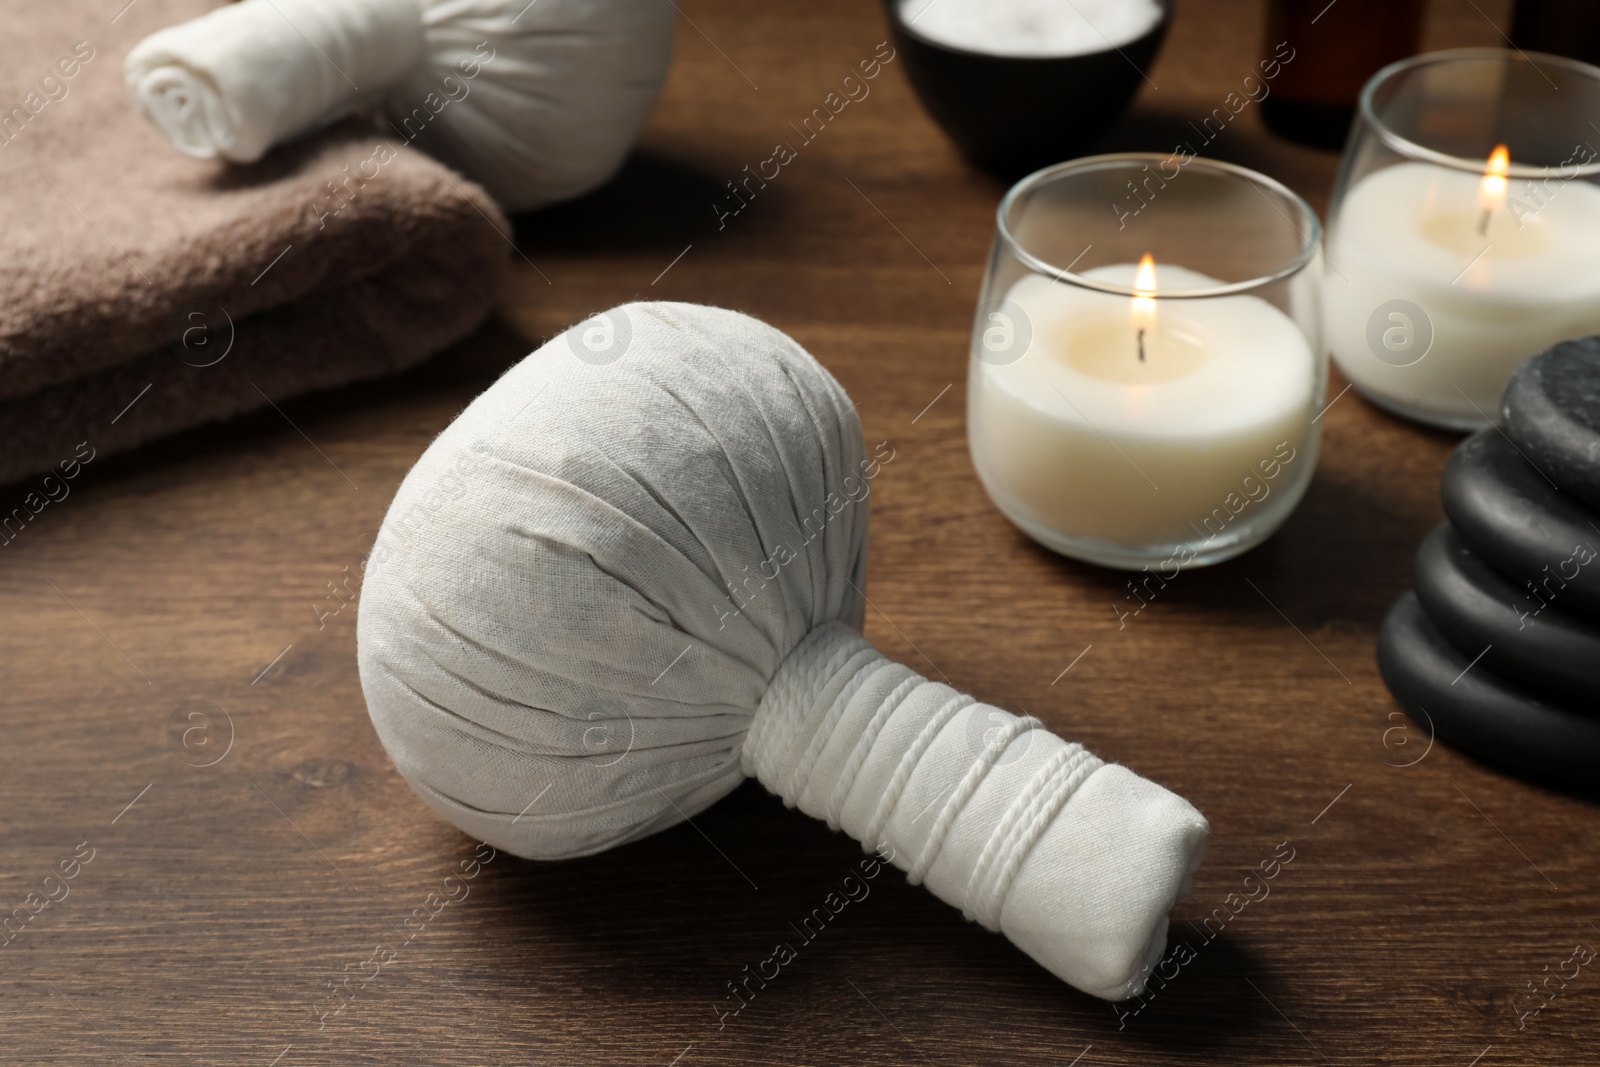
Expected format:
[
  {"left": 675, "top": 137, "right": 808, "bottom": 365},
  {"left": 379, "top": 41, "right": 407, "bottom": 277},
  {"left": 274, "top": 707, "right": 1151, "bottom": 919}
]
[
  {"left": 357, "top": 302, "right": 1209, "bottom": 1001},
  {"left": 125, "top": 0, "right": 674, "bottom": 210}
]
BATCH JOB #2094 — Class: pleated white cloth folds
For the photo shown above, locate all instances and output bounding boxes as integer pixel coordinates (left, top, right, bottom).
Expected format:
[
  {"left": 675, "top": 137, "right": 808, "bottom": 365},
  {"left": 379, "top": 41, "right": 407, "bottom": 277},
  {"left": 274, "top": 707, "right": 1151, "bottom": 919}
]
[
  {"left": 124, "top": 0, "right": 675, "bottom": 210},
  {"left": 357, "top": 302, "right": 1209, "bottom": 1000}
]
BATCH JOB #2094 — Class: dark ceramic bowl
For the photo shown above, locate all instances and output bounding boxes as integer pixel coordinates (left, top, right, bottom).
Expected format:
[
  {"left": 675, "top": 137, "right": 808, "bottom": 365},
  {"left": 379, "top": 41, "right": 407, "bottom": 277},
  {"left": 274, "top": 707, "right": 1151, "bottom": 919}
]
[{"left": 885, "top": 0, "right": 1170, "bottom": 178}]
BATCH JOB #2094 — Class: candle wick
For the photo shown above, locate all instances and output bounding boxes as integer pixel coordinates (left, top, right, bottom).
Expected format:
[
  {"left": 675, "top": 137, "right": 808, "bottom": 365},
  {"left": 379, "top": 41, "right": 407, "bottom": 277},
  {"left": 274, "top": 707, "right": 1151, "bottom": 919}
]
[
  {"left": 1478, "top": 208, "right": 1491, "bottom": 237},
  {"left": 1137, "top": 328, "right": 1146, "bottom": 363}
]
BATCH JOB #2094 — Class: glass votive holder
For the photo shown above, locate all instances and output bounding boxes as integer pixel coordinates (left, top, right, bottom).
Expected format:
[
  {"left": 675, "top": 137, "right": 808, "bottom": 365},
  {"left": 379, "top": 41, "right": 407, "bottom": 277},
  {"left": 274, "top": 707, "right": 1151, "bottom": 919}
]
[
  {"left": 1325, "top": 48, "right": 1600, "bottom": 431},
  {"left": 968, "top": 154, "right": 1326, "bottom": 571}
]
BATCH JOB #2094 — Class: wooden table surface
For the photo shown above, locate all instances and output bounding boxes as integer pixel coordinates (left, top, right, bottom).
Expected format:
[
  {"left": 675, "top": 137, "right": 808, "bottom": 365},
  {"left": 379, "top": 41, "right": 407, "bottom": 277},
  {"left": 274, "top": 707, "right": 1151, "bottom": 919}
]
[{"left": 6, "top": 0, "right": 1594, "bottom": 1064}]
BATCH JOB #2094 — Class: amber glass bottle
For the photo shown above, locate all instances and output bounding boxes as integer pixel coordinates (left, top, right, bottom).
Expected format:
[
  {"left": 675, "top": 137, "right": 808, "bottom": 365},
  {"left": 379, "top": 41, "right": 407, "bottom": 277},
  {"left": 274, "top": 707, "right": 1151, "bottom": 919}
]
[{"left": 1260, "top": 0, "right": 1425, "bottom": 149}]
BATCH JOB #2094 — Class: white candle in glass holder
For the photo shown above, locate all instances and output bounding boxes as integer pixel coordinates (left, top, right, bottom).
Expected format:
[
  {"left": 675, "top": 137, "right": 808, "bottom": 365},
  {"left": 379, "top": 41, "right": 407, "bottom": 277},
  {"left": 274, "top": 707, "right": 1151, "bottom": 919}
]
[
  {"left": 1326, "top": 149, "right": 1600, "bottom": 426},
  {"left": 969, "top": 261, "right": 1317, "bottom": 559}
]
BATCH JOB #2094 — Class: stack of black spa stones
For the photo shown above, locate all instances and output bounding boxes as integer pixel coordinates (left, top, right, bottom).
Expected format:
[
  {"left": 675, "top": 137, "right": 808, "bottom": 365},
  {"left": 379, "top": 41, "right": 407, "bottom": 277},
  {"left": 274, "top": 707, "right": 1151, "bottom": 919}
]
[{"left": 1379, "top": 338, "right": 1600, "bottom": 788}]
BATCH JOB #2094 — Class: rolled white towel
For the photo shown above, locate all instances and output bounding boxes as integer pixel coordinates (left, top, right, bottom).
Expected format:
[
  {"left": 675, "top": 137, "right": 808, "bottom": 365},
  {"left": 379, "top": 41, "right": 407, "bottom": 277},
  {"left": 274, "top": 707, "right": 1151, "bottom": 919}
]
[
  {"left": 357, "top": 302, "right": 1209, "bottom": 999},
  {"left": 124, "top": 0, "right": 675, "bottom": 210}
]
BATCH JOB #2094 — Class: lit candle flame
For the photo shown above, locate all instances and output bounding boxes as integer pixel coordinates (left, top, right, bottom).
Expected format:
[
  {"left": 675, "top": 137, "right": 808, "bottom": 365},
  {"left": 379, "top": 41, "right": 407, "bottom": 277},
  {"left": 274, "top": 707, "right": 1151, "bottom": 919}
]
[
  {"left": 1131, "top": 253, "right": 1156, "bottom": 362},
  {"left": 1477, "top": 144, "right": 1509, "bottom": 234}
]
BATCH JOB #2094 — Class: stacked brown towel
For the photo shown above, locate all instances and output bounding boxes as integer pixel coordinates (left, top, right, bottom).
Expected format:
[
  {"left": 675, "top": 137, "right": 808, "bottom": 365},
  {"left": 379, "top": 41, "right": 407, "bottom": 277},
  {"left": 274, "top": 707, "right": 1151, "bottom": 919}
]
[{"left": 0, "top": 0, "right": 512, "bottom": 485}]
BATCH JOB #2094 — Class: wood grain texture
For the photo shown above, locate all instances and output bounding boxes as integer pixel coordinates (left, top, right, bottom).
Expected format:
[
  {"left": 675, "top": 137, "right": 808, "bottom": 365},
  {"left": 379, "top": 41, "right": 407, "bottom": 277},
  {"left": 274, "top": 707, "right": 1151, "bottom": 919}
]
[{"left": 4, "top": 1, "right": 1591, "bottom": 1065}]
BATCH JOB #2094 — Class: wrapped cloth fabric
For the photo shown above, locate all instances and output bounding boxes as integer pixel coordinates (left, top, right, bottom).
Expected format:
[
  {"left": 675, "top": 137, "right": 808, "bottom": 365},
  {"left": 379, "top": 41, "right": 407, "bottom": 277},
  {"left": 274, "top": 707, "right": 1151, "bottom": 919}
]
[
  {"left": 357, "top": 301, "right": 1210, "bottom": 1001},
  {"left": 0, "top": 0, "right": 509, "bottom": 487},
  {"left": 125, "top": 0, "right": 676, "bottom": 211}
]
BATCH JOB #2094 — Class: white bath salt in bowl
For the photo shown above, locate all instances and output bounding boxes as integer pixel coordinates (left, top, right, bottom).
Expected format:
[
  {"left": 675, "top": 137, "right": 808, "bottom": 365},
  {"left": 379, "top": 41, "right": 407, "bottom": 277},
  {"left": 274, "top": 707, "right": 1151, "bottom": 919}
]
[{"left": 901, "top": 0, "right": 1164, "bottom": 57}]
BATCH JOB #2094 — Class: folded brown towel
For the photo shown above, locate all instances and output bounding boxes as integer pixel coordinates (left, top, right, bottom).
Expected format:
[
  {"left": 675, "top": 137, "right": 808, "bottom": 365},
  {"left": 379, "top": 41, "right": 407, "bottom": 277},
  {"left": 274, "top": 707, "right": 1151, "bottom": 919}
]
[{"left": 0, "top": 0, "right": 512, "bottom": 485}]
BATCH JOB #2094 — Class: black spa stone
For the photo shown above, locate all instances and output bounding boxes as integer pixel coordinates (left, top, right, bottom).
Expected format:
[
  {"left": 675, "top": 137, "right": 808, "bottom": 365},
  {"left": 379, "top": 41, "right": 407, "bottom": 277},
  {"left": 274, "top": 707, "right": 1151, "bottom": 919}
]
[
  {"left": 1442, "top": 429, "right": 1600, "bottom": 619},
  {"left": 1503, "top": 337, "right": 1600, "bottom": 510},
  {"left": 1377, "top": 592, "right": 1600, "bottom": 790},
  {"left": 1413, "top": 523, "right": 1600, "bottom": 704}
]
